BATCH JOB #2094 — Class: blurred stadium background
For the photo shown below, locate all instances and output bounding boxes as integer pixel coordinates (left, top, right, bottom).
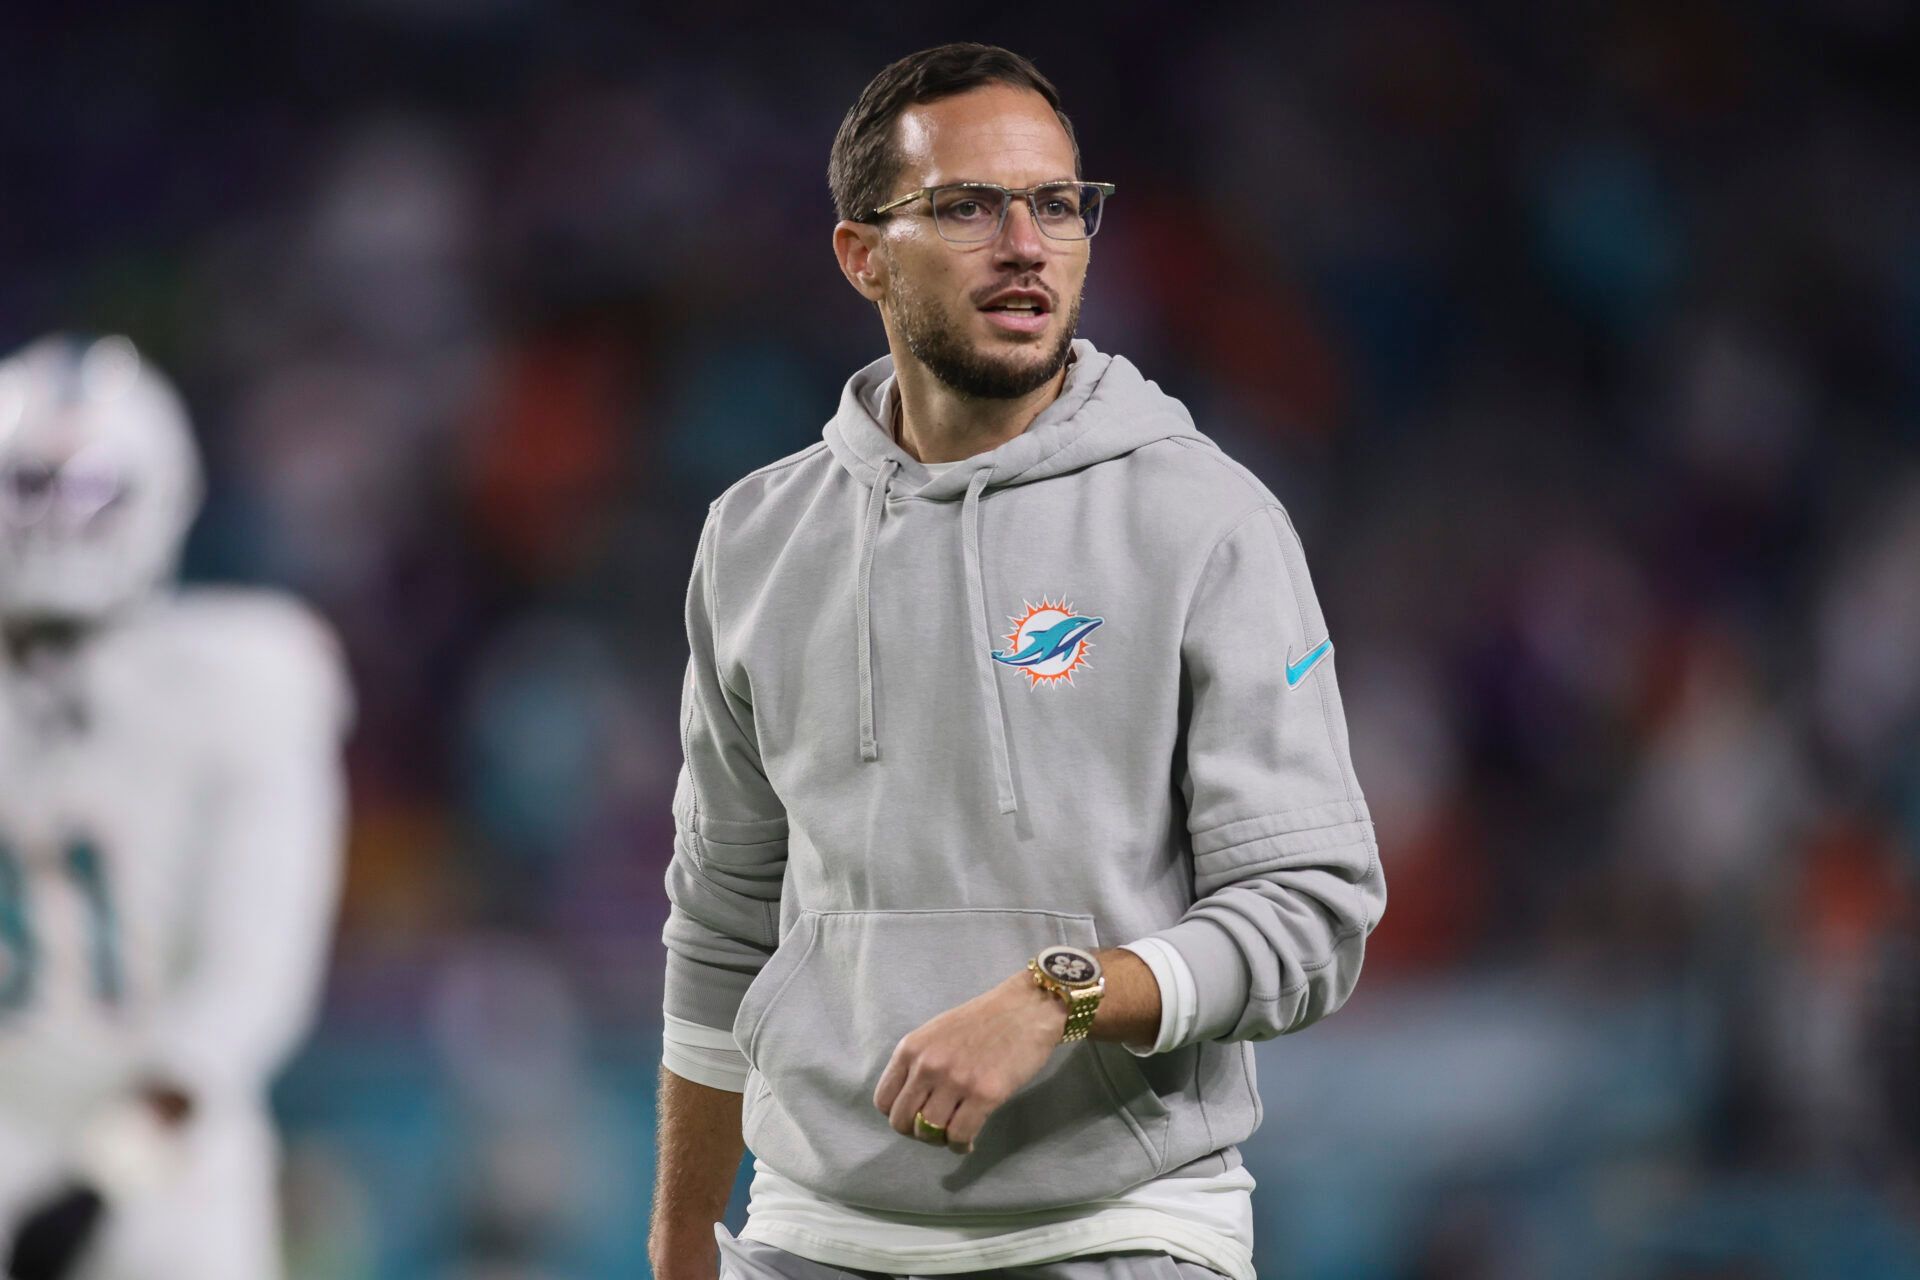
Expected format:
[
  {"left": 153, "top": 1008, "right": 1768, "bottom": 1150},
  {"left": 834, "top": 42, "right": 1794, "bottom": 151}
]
[{"left": 6, "top": 2, "right": 1920, "bottom": 1276}]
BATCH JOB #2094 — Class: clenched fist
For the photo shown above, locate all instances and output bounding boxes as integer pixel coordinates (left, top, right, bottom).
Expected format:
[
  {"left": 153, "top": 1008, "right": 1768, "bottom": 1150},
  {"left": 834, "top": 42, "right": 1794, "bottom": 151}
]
[{"left": 873, "top": 969, "right": 1068, "bottom": 1154}]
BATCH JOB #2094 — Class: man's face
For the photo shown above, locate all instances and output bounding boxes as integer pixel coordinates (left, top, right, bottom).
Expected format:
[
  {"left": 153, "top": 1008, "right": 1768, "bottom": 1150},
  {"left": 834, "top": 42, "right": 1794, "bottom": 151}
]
[{"left": 864, "top": 84, "right": 1088, "bottom": 401}]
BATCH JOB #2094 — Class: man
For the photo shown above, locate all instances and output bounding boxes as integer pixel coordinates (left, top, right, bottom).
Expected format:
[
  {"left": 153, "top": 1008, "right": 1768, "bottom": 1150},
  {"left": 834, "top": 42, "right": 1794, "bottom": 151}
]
[
  {"left": 651, "top": 43, "right": 1385, "bottom": 1280},
  {"left": 0, "top": 334, "right": 351, "bottom": 1279}
]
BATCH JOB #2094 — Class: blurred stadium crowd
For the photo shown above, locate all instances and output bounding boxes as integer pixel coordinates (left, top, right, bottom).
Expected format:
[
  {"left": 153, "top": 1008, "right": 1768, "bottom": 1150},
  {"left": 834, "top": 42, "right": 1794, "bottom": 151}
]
[{"left": 5, "top": 1, "right": 1919, "bottom": 1276}]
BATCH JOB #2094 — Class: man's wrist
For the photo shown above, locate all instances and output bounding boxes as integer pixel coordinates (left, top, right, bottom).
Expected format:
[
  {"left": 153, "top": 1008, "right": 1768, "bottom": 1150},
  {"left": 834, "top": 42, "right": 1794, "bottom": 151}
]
[
  {"left": 648, "top": 1215, "right": 725, "bottom": 1259},
  {"left": 646, "top": 1222, "right": 721, "bottom": 1280},
  {"left": 1006, "top": 969, "right": 1070, "bottom": 1037}
]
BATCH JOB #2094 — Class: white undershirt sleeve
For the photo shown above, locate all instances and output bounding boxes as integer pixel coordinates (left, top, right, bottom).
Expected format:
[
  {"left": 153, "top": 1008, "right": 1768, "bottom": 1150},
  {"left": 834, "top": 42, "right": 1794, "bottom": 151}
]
[
  {"left": 662, "top": 1012, "right": 751, "bottom": 1092},
  {"left": 1117, "top": 938, "right": 1201, "bottom": 1056}
]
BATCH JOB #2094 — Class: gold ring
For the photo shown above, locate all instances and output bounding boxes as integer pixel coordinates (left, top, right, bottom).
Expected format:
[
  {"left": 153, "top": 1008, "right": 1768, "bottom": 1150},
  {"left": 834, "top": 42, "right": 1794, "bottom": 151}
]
[{"left": 913, "top": 1110, "right": 947, "bottom": 1143}]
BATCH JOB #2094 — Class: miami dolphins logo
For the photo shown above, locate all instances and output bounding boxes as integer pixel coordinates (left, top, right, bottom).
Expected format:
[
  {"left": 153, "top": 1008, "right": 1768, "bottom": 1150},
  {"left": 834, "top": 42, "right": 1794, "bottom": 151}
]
[{"left": 991, "top": 595, "right": 1103, "bottom": 689}]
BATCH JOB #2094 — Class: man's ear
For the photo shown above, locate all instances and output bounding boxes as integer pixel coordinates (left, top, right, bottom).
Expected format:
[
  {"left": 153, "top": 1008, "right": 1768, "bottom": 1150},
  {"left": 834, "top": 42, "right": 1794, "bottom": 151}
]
[{"left": 833, "top": 220, "right": 888, "bottom": 304}]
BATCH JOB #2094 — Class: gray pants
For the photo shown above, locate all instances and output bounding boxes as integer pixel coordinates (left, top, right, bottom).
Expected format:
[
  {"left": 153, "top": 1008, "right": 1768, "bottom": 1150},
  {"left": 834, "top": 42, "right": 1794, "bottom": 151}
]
[{"left": 716, "top": 1225, "right": 1230, "bottom": 1280}]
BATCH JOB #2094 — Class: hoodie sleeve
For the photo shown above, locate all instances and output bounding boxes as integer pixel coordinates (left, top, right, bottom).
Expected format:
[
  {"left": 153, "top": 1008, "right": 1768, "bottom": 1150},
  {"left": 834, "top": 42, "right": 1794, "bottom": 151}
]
[
  {"left": 660, "top": 501, "right": 790, "bottom": 1051},
  {"left": 1137, "top": 502, "right": 1386, "bottom": 1046},
  {"left": 143, "top": 598, "right": 350, "bottom": 1101}
]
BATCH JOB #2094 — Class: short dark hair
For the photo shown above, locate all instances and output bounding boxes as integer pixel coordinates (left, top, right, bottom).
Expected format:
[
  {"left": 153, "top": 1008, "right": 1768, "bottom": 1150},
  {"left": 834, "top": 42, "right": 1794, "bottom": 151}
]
[{"left": 828, "top": 43, "right": 1081, "bottom": 225}]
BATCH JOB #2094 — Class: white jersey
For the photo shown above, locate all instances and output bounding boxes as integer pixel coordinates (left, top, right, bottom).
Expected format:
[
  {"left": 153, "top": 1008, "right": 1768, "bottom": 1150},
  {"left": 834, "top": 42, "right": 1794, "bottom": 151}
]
[{"left": 0, "top": 587, "right": 350, "bottom": 1165}]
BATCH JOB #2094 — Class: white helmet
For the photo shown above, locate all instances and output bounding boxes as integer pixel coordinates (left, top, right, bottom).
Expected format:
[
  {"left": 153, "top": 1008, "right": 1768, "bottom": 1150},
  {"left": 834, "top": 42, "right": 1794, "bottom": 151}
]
[{"left": 0, "top": 334, "right": 204, "bottom": 625}]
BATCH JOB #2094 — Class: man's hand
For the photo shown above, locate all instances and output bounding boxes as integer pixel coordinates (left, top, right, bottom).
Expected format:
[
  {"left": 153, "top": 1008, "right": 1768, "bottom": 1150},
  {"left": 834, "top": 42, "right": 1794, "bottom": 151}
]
[{"left": 873, "top": 969, "right": 1068, "bottom": 1154}]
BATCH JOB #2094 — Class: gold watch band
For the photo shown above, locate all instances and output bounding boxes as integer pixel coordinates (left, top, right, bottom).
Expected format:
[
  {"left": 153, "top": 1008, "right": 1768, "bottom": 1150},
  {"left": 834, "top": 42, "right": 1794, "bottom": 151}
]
[{"left": 1028, "top": 957, "right": 1103, "bottom": 1043}]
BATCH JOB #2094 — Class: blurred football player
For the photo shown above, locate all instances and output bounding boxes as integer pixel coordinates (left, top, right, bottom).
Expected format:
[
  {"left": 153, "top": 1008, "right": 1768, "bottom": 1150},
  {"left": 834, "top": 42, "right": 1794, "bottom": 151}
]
[{"left": 0, "top": 335, "right": 351, "bottom": 1280}]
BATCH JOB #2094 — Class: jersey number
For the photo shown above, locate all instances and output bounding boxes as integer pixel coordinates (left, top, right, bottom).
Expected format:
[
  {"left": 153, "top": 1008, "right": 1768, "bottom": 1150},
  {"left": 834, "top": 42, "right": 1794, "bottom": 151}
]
[{"left": 0, "top": 837, "right": 124, "bottom": 1013}]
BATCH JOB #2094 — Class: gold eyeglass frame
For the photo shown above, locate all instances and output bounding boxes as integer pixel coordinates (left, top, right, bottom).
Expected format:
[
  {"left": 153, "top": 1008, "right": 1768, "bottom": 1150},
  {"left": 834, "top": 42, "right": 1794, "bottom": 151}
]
[{"left": 863, "top": 180, "right": 1117, "bottom": 242}]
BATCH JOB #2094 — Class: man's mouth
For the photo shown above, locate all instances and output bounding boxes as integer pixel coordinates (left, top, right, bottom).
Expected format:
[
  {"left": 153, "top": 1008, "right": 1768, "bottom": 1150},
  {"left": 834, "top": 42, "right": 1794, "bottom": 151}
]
[{"left": 979, "top": 290, "right": 1052, "bottom": 334}]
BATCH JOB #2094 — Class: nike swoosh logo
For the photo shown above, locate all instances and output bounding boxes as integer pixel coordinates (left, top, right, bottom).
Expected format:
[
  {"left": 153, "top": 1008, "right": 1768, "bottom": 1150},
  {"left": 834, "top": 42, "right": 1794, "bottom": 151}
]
[{"left": 1285, "top": 637, "right": 1333, "bottom": 689}]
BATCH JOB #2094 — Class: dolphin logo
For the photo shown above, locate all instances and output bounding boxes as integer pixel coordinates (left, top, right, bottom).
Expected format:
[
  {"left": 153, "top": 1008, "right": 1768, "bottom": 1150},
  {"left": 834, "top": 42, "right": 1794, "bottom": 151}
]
[{"left": 992, "top": 615, "right": 1104, "bottom": 668}]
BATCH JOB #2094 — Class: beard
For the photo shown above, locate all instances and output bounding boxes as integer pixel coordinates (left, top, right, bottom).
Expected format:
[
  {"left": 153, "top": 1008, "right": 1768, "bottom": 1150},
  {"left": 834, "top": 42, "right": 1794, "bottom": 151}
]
[{"left": 888, "top": 268, "right": 1083, "bottom": 401}]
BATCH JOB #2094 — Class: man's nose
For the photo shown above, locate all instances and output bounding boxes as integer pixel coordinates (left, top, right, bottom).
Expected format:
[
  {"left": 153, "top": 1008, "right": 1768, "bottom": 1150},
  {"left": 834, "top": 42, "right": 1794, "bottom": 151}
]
[{"left": 993, "top": 196, "right": 1047, "bottom": 267}]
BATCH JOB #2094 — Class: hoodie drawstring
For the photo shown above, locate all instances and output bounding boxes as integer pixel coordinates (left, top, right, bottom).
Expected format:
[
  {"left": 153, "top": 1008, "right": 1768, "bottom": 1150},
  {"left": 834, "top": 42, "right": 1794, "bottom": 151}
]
[
  {"left": 856, "top": 457, "right": 898, "bottom": 762},
  {"left": 855, "top": 459, "right": 1018, "bottom": 816},
  {"left": 961, "top": 467, "right": 1018, "bottom": 814}
]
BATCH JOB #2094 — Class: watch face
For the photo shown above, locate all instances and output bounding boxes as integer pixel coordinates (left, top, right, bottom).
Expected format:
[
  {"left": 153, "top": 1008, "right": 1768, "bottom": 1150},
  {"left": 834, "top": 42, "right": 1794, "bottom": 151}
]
[{"left": 1038, "top": 946, "right": 1100, "bottom": 987}]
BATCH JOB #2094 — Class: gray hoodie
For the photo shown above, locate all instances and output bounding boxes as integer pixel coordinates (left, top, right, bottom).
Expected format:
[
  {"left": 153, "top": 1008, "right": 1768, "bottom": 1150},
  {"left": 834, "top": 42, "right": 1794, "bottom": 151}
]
[{"left": 662, "top": 337, "right": 1385, "bottom": 1215}]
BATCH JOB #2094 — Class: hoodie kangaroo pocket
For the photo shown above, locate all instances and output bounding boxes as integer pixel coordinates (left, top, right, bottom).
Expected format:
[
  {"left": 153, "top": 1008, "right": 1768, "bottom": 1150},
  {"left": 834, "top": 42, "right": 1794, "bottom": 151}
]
[{"left": 731, "top": 906, "right": 1169, "bottom": 1214}]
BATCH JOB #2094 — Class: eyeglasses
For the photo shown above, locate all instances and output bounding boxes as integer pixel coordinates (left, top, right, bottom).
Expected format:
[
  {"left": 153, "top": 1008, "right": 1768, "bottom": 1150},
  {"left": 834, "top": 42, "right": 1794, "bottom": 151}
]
[{"left": 864, "top": 181, "right": 1115, "bottom": 243}]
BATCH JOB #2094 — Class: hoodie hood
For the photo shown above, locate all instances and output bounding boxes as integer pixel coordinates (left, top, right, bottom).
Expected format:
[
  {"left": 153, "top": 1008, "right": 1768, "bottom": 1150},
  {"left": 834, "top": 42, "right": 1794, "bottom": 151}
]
[
  {"left": 823, "top": 338, "right": 1199, "bottom": 499},
  {"left": 822, "top": 337, "right": 1205, "bottom": 815}
]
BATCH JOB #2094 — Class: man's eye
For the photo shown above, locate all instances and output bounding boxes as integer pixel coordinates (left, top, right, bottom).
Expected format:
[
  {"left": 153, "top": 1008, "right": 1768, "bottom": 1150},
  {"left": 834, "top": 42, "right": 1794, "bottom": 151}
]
[{"left": 938, "top": 189, "right": 1000, "bottom": 219}]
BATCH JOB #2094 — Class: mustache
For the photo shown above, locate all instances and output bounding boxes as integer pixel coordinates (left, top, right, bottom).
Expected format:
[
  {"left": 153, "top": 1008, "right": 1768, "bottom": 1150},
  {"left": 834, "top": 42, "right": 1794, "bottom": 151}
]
[{"left": 971, "top": 280, "right": 1058, "bottom": 309}]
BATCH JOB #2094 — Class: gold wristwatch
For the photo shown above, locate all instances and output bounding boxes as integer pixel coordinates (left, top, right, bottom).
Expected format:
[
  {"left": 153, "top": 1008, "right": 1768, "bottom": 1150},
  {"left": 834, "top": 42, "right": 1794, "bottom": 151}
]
[{"left": 1028, "top": 945, "right": 1104, "bottom": 1043}]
